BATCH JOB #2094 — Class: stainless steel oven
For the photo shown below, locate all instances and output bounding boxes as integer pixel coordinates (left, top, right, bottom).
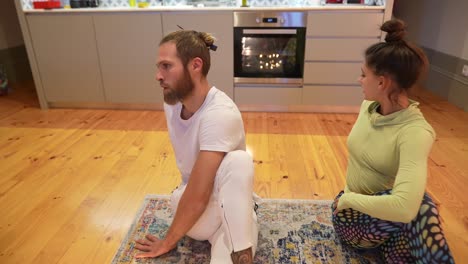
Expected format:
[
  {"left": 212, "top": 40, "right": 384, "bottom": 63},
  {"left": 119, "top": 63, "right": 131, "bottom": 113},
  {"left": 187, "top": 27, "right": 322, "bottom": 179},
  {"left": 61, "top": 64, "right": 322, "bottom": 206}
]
[{"left": 234, "top": 11, "right": 307, "bottom": 87}]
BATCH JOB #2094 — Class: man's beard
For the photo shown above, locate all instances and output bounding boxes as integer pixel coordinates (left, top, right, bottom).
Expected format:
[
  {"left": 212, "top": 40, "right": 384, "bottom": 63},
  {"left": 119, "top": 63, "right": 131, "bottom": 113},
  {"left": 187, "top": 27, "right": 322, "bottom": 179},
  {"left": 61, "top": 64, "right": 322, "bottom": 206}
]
[{"left": 162, "top": 67, "right": 194, "bottom": 105}]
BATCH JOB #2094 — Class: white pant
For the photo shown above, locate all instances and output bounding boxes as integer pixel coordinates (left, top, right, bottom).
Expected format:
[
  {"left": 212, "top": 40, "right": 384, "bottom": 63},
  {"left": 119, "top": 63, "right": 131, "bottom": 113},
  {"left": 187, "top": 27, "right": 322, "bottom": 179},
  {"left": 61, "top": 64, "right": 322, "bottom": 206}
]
[{"left": 170, "top": 150, "right": 258, "bottom": 264}]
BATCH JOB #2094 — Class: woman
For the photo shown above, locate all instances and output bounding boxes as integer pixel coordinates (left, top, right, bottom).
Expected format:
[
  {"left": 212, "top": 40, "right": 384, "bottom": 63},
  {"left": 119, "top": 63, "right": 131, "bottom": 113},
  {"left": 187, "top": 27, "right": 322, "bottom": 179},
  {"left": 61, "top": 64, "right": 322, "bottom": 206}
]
[{"left": 332, "top": 19, "right": 454, "bottom": 263}]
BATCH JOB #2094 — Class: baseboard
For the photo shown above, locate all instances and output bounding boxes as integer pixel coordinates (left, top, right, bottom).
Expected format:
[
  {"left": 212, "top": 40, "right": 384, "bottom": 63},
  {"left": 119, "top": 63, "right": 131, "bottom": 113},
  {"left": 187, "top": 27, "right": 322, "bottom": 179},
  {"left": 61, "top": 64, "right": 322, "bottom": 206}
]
[
  {"left": 48, "top": 101, "right": 165, "bottom": 111},
  {"left": 238, "top": 104, "right": 360, "bottom": 113}
]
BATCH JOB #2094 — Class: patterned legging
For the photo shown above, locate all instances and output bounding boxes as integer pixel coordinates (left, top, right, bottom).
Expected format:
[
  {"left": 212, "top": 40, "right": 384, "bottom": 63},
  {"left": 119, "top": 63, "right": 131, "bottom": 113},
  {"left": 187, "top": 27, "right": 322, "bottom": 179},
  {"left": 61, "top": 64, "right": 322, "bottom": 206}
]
[{"left": 332, "top": 190, "right": 455, "bottom": 263}]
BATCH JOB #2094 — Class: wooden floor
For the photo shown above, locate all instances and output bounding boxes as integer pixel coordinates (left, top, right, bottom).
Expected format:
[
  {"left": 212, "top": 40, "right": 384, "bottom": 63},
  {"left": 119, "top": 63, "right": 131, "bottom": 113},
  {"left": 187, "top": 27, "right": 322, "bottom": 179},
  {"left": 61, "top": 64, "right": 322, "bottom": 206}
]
[{"left": 0, "top": 81, "right": 467, "bottom": 263}]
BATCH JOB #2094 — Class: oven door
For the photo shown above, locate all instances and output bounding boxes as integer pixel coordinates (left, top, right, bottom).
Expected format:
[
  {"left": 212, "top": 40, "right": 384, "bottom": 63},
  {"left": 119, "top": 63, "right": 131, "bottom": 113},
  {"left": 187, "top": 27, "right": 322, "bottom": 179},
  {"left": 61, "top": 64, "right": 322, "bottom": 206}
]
[{"left": 234, "top": 27, "right": 306, "bottom": 86}]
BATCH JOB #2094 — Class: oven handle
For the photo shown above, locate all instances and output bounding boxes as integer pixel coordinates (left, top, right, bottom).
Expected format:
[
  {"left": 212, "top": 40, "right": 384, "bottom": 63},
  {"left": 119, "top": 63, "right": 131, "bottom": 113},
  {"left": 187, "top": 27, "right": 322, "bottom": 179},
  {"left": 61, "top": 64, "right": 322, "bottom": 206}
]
[{"left": 242, "top": 29, "right": 297, "bottom": 35}]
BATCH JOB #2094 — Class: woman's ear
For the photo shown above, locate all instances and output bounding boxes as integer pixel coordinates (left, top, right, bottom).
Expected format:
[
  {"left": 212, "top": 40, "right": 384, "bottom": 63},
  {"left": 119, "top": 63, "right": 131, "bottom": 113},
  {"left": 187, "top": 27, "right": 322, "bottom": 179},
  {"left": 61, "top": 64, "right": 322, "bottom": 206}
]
[{"left": 378, "top": 75, "right": 392, "bottom": 91}]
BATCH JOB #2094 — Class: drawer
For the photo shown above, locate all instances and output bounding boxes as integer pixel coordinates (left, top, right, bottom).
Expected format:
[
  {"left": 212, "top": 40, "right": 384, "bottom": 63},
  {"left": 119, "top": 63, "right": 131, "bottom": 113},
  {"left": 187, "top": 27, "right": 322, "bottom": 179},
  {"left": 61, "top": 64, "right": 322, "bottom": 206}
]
[
  {"left": 235, "top": 87, "right": 302, "bottom": 105},
  {"left": 302, "top": 85, "right": 363, "bottom": 107},
  {"left": 305, "top": 38, "right": 378, "bottom": 61},
  {"left": 307, "top": 12, "right": 384, "bottom": 37},
  {"left": 304, "top": 62, "right": 361, "bottom": 84}
]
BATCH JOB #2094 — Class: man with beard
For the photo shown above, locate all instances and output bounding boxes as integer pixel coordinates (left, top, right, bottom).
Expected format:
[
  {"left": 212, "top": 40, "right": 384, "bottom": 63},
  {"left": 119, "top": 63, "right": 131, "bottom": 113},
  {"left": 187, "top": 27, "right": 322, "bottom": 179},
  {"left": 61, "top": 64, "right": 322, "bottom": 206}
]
[{"left": 134, "top": 30, "right": 258, "bottom": 264}]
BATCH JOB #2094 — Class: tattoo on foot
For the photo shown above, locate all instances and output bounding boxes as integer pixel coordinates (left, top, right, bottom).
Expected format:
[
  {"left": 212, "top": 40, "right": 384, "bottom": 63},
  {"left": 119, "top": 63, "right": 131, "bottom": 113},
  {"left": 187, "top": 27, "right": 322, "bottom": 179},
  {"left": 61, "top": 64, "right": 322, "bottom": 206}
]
[{"left": 231, "top": 247, "right": 253, "bottom": 264}]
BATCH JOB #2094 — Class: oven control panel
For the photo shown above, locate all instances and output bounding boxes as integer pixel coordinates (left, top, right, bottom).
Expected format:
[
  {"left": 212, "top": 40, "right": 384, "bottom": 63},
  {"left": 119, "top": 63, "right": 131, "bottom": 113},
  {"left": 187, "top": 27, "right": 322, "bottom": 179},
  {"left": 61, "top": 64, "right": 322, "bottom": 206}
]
[
  {"left": 255, "top": 17, "right": 286, "bottom": 24},
  {"left": 234, "top": 11, "right": 307, "bottom": 28}
]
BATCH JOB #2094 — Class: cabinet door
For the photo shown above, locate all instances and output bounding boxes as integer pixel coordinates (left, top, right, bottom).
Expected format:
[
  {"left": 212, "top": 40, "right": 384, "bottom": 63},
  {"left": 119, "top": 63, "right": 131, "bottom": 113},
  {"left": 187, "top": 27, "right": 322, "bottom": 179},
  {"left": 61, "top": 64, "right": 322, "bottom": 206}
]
[
  {"left": 304, "top": 62, "right": 361, "bottom": 85},
  {"left": 235, "top": 87, "right": 302, "bottom": 105},
  {"left": 94, "top": 13, "right": 163, "bottom": 104},
  {"left": 305, "top": 38, "right": 377, "bottom": 61},
  {"left": 307, "top": 11, "right": 384, "bottom": 37},
  {"left": 27, "top": 14, "right": 105, "bottom": 103},
  {"left": 162, "top": 12, "right": 234, "bottom": 98},
  {"left": 302, "top": 85, "right": 363, "bottom": 108}
]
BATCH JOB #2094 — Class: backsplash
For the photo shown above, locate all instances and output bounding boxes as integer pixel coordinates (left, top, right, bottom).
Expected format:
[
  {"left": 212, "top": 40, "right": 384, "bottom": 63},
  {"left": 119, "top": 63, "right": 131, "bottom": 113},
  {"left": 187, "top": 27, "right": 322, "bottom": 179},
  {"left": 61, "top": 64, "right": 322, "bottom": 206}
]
[{"left": 21, "top": 0, "right": 322, "bottom": 9}]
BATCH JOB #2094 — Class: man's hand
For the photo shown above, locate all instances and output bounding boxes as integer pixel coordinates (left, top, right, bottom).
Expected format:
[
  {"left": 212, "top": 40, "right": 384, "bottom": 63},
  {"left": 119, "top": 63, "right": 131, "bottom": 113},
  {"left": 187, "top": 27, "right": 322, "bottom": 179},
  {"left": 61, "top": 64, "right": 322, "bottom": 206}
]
[
  {"left": 231, "top": 247, "right": 253, "bottom": 264},
  {"left": 134, "top": 234, "right": 176, "bottom": 259}
]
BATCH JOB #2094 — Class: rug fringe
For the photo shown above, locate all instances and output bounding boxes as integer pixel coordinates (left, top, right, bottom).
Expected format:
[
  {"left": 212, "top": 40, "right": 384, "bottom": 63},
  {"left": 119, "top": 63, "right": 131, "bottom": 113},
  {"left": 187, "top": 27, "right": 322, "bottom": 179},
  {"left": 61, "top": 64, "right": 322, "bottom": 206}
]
[{"left": 143, "top": 194, "right": 333, "bottom": 204}]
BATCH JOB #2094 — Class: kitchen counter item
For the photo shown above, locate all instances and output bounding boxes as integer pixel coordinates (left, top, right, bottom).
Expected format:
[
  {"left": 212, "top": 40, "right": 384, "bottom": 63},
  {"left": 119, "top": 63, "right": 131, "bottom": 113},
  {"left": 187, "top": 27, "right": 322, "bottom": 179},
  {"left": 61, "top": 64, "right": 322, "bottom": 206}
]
[
  {"left": 33, "top": 0, "right": 61, "bottom": 9},
  {"left": 186, "top": 0, "right": 234, "bottom": 7},
  {"left": 70, "top": 0, "right": 99, "bottom": 7},
  {"left": 70, "top": 0, "right": 81, "bottom": 8},
  {"left": 62, "top": 0, "right": 71, "bottom": 8},
  {"left": 137, "top": 0, "right": 149, "bottom": 8}
]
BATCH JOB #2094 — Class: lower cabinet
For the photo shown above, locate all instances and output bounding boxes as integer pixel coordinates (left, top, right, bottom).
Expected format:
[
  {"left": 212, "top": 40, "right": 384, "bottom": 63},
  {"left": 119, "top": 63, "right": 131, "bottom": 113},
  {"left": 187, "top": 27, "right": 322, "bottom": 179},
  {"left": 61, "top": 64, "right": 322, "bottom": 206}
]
[
  {"left": 235, "top": 87, "right": 302, "bottom": 105},
  {"left": 27, "top": 14, "right": 105, "bottom": 103},
  {"left": 305, "top": 38, "right": 377, "bottom": 61},
  {"left": 306, "top": 11, "right": 384, "bottom": 37},
  {"left": 234, "top": 85, "right": 362, "bottom": 112},
  {"left": 25, "top": 10, "right": 378, "bottom": 112},
  {"left": 302, "top": 10, "right": 383, "bottom": 112},
  {"left": 302, "top": 85, "right": 363, "bottom": 108},
  {"left": 304, "top": 62, "right": 362, "bottom": 85},
  {"left": 94, "top": 13, "right": 164, "bottom": 104}
]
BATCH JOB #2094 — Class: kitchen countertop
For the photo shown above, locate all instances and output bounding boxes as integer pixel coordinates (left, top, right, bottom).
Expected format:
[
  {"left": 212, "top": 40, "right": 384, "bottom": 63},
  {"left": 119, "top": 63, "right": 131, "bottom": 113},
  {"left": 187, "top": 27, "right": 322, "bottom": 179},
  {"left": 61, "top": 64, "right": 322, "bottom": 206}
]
[{"left": 23, "top": 5, "right": 385, "bottom": 13}]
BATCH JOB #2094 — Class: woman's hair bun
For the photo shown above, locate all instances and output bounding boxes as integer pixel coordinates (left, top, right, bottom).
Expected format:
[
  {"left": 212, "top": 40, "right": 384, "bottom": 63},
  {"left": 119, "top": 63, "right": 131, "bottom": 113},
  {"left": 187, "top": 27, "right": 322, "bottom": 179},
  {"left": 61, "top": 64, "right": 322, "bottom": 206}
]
[{"left": 381, "top": 19, "right": 407, "bottom": 43}]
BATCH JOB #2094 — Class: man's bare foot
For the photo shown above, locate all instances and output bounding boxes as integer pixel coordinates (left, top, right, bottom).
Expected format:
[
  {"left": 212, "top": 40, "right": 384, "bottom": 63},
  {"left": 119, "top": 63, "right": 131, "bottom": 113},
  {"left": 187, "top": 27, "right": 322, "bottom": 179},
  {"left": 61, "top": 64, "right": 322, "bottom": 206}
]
[{"left": 230, "top": 247, "right": 253, "bottom": 264}]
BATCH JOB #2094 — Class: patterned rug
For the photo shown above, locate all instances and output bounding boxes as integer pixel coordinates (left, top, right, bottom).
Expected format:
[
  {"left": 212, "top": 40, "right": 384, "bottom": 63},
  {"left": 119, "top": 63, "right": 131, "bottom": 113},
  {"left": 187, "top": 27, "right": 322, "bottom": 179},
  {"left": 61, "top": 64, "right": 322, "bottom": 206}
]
[{"left": 112, "top": 195, "right": 383, "bottom": 263}]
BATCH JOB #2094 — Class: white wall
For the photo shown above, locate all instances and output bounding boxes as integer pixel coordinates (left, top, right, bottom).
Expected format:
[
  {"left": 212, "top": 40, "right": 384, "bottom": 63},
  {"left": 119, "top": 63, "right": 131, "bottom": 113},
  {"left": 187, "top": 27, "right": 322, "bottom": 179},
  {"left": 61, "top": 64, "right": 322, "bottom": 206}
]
[
  {"left": 463, "top": 30, "right": 468, "bottom": 60},
  {"left": 432, "top": 0, "right": 468, "bottom": 60},
  {"left": 394, "top": 0, "right": 468, "bottom": 60},
  {"left": 0, "top": 0, "right": 24, "bottom": 50}
]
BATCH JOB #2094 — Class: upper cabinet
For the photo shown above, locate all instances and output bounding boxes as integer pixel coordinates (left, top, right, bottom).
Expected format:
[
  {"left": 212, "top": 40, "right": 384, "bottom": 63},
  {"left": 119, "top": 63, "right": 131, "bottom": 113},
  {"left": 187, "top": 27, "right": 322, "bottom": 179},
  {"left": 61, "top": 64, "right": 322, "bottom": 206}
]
[
  {"left": 162, "top": 11, "right": 234, "bottom": 99},
  {"left": 27, "top": 14, "right": 105, "bottom": 103},
  {"left": 94, "top": 13, "right": 164, "bottom": 104}
]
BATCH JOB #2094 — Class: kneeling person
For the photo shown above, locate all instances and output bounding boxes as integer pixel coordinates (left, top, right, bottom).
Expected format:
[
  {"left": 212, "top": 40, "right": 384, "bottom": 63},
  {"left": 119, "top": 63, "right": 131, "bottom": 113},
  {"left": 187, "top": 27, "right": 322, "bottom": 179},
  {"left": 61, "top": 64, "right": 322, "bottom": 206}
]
[{"left": 134, "top": 30, "right": 258, "bottom": 264}]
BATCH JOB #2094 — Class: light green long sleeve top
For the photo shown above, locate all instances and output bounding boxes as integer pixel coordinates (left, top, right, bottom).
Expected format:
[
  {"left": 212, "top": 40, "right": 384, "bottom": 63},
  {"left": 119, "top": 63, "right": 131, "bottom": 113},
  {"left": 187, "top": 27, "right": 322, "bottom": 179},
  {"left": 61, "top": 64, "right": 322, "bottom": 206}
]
[{"left": 337, "top": 100, "right": 435, "bottom": 223}]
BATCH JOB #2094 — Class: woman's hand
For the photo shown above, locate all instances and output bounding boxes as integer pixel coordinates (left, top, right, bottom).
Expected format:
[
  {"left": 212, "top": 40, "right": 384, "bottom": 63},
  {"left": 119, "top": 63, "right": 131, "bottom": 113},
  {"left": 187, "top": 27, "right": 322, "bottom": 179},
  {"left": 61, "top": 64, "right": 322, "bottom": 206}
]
[
  {"left": 332, "top": 197, "right": 340, "bottom": 216},
  {"left": 134, "top": 234, "right": 176, "bottom": 259}
]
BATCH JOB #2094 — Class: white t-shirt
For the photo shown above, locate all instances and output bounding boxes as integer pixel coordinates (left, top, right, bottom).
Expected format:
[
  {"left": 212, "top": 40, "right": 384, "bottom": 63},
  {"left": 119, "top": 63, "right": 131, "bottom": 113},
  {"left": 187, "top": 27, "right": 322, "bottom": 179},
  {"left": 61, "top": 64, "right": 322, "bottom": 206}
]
[{"left": 164, "top": 87, "right": 246, "bottom": 184}]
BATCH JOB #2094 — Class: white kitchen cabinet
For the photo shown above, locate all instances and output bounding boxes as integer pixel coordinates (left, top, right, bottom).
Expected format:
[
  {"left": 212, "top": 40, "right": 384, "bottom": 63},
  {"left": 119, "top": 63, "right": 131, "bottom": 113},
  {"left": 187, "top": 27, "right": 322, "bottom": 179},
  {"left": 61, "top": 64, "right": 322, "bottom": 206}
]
[
  {"left": 305, "top": 38, "right": 377, "bottom": 61},
  {"left": 306, "top": 11, "right": 383, "bottom": 37},
  {"left": 27, "top": 14, "right": 105, "bottom": 103},
  {"left": 235, "top": 87, "right": 302, "bottom": 105},
  {"left": 162, "top": 11, "right": 234, "bottom": 98},
  {"left": 21, "top": 7, "right": 392, "bottom": 112},
  {"left": 94, "top": 13, "right": 164, "bottom": 104},
  {"left": 302, "top": 85, "right": 363, "bottom": 109},
  {"left": 304, "top": 62, "right": 361, "bottom": 84},
  {"left": 302, "top": 10, "right": 384, "bottom": 111}
]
